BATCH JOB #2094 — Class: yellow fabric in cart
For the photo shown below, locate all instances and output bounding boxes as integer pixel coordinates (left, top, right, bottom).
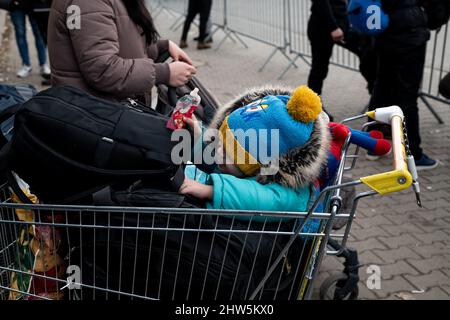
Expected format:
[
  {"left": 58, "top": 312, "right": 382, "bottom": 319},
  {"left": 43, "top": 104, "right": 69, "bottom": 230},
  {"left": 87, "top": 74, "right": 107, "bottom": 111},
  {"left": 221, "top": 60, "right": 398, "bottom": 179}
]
[{"left": 8, "top": 182, "right": 66, "bottom": 300}]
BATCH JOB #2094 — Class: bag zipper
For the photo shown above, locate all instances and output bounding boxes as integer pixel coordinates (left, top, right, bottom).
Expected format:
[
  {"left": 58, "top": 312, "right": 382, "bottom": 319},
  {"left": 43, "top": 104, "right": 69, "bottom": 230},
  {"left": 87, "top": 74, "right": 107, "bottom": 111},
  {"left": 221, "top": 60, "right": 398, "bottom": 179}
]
[
  {"left": 126, "top": 98, "right": 166, "bottom": 118},
  {"left": 126, "top": 98, "right": 144, "bottom": 113}
]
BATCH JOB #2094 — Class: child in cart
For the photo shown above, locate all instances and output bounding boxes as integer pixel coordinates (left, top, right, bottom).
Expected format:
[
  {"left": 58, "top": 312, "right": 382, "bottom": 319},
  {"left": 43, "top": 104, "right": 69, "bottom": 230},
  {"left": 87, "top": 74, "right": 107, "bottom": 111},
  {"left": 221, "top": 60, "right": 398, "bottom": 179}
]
[
  {"left": 179, "top": 84, "right": 392, "bottom": 215},
  {"left": 179, "top": 85, "right": 331, "bottom": 215}
]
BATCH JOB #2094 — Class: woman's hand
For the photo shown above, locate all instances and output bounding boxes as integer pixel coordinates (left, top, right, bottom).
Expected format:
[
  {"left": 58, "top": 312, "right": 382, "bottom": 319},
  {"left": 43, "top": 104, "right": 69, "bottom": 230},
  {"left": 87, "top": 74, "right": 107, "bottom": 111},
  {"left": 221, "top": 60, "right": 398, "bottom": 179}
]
[
  {"left": 179, "top": 177, "right": 213, "bottom": 200},
  {"left": 169, "top": 61, "right": 197, "bottom": 86},
  {"left": 168, "top": 40, "right": 193, "bottom": 65},
  {"left": 184, "top": 114, "right": 202, "bottom": 143}
]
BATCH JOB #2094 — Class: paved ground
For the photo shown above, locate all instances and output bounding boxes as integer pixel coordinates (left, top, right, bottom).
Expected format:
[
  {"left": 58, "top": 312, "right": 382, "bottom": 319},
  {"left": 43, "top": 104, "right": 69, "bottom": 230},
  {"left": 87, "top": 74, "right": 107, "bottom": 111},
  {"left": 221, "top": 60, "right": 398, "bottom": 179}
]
[{"left": 0, "top": 8, "right": 449, "bottom": 300}]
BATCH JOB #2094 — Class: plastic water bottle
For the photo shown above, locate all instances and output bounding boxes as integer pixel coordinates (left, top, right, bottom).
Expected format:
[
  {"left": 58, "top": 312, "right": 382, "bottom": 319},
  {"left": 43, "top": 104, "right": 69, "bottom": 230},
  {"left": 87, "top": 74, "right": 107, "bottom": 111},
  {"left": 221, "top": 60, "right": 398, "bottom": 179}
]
[
  {"left": 167, "top": 88, "right": 201, "bottom": 130},
  {"left": 175, "top": 88, "right": 201, "bottom": 112}
]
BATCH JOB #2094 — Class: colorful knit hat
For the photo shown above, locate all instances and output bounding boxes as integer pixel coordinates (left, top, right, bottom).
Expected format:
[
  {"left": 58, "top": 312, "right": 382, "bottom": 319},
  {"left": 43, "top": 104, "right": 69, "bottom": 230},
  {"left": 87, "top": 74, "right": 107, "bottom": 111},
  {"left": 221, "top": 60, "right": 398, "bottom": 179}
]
[{"left": 219, "top": 85, "right": 323, "bottom": 176}]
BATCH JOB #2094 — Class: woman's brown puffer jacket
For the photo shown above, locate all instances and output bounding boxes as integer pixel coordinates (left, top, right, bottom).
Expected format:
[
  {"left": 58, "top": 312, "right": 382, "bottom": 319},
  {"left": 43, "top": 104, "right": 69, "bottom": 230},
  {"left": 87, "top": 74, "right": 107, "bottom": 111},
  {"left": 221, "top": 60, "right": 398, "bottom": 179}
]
[{"left": 48, "top": 0, "right": 170, "bottom": 103}]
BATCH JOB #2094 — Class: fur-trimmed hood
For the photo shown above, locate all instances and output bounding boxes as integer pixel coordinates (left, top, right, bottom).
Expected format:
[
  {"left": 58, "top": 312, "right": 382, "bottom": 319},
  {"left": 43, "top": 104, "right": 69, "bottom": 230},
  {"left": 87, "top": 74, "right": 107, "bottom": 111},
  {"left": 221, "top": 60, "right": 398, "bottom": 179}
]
[{"left": 207, "top": 85, "right": 331, "bottom": 189}]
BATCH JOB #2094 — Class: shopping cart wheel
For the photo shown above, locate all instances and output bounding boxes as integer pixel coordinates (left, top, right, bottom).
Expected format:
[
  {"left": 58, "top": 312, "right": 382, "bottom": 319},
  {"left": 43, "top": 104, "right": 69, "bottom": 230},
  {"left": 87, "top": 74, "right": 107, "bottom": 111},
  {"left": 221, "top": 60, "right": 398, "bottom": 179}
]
[{"left": 319, "top": 273, "right": 359, "bottom": 300}]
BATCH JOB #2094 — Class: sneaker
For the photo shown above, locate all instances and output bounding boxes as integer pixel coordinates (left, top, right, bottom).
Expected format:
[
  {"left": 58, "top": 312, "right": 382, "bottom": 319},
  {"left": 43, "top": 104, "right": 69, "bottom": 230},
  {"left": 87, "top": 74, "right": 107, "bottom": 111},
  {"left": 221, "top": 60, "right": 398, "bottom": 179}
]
[
  {"left": 17, "top": 65, "right": 32, "bottom": 78},
  {"left": 415, "top": 154, "right": 439, "bottom": 171},
  {"left": 197, "top": 42, "right": 212, "bottom": 50},
  {"left": 179, "top": 40, "right": 188, "bottom": 49},
  {"left": 40, "top": 63, "right": 51, "bottom": 77}
]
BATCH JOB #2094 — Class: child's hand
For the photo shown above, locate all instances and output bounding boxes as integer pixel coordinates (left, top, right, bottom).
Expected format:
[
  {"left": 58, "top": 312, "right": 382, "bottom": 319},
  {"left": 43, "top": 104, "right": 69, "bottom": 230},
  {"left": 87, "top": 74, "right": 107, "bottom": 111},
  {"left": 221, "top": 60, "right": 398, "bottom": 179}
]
[
  {"left": 179, "top": 177, "right": 213, "bottom": 200},
  {"left": 184, "top": 114, "right": 202, "bottom": 143}
]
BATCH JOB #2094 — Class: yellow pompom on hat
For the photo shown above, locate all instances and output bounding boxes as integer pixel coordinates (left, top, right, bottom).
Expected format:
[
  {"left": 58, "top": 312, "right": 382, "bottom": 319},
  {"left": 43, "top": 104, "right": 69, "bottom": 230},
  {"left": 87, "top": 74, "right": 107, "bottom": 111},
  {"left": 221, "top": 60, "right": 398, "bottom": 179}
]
[{"left": 287, "top": 85, "right": 322, "bottom": 122}]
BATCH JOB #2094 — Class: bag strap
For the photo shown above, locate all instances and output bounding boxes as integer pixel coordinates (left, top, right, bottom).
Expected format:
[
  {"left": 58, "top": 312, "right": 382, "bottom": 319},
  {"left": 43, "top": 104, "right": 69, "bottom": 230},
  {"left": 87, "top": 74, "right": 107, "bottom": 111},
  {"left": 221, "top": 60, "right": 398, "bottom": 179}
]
[
  {"left": 0, "top": 103, "right": 21, "bottom": 123},
  {"left": 92, "top": 186, "right": 114, "bottom": 206},
  {"left": 0, "top": 103, "right": 21, "bottom": 148},
  {"left": 59, "top": 184, "right": 111, "bottom": 205},
  {"left": 170, "top": 165, "right": 186, "bottom": 191},
  {"left": 87, "top": 166, "right": 184, "bottom": 206}
]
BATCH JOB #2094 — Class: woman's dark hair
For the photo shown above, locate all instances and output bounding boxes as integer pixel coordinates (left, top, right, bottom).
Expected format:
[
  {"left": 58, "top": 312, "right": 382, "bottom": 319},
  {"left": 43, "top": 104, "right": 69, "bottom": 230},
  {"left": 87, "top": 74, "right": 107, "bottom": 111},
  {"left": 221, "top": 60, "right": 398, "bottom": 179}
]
[{"left": 122, "top": 0, "right": 160, "bottom": 44}]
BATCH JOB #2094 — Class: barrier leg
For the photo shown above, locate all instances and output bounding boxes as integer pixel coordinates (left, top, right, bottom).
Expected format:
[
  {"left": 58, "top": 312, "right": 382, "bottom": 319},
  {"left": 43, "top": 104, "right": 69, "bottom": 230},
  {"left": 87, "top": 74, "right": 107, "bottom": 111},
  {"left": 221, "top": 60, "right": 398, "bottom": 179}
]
[
  {"left": 280, "top": 50, "right": 299, "bottom": 69},
  {"left": 419, "top": 94, "right": 445, "bottom": 124},
  {"left": 278, "top": 53, "right": 311, "bottom": 79},
  {"left": 210, "top": 26, "right": 221, "bottom": 38},
  {"left": 152, "top": 4, "right": 176, "bottom": 20},
  {"left": 215, "top": 29, "right": 246, "bottom": 51},
  {"left": 173, "top": 18, "right": 190, "bottom": 32},
  {"left": 170, "top": 15, "right": 185, "bottom": 30},
  {"left": 259, "top": 47, "right": 279, "bottom": 72},
  {"left": 230, "top": 31, "right": 248, "bottom": 49},
  {"left": 259, "top": 47, "right": 298, "bottom": 73},
  {"left": 215, "top": 30, "right": 232, "bottom": 51},
  {"left": 152, "top": 5, "right": 164, "bottom": 19}
]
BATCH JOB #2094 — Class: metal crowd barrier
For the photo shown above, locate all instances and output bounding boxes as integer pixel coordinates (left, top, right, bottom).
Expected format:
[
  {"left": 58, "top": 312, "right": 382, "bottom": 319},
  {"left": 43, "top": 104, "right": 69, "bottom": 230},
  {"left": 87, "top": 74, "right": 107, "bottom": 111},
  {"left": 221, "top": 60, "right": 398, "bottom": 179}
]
[
  {"left": 225, "top": 0, "right": 295, "bottom": 71},
  {"left": 420, "top": 24, "right": 450, "bottom": 123},
  {"left": 148, "top": 0, "right": 450, "bottom": 112}
]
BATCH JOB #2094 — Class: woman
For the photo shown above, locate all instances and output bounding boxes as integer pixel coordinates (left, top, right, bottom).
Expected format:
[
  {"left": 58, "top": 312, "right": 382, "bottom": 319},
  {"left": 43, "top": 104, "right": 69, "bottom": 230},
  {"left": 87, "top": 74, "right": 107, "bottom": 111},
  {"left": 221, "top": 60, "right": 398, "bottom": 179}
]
[{"left": 48, "top": 0, "right": 196, "bottom": 104}]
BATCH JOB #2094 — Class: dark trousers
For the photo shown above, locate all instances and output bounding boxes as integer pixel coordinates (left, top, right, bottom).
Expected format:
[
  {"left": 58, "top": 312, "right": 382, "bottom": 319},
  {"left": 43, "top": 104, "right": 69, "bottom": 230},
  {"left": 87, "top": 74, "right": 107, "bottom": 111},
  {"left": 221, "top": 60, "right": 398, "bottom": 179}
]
[
  {"left": 181, "top": 0, "right": 213, "bottom": 42},
  {"left": 32, "top": 11, "right": 49, "bottom": 45},
  {"left": 307, "top": 18, "right": 377, "bottom": 96},
  {"left": 369, "top": 43, "right": 427, "bottom": 159},
  {"left": 31, "top": 7, "right": 51, "bottom": 82}
]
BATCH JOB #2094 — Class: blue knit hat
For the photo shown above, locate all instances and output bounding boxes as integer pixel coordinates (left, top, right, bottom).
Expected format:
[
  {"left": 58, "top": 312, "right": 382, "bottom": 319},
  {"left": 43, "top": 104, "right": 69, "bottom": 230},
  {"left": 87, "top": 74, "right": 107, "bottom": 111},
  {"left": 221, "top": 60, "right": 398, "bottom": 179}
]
[{"left": 219, "top": 85, "right": 322, "bottom": 176}]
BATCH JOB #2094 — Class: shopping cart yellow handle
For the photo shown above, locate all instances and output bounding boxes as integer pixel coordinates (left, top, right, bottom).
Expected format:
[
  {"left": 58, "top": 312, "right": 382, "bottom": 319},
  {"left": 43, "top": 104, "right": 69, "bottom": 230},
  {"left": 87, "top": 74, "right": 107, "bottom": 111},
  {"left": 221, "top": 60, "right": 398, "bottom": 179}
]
[{"left": 361, "top": 106, "right": 413, "bottom": 195}]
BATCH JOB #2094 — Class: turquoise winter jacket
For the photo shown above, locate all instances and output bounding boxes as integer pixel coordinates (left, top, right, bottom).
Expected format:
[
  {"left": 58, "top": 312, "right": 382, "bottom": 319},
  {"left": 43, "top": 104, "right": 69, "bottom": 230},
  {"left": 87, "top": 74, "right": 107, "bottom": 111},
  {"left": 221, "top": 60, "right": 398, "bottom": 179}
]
[
  {"left": 207, "top": 173, "right": 310, "bottom": 214},
  {"left": 185, "top": 165, "right": 311, "bottom": 219}
]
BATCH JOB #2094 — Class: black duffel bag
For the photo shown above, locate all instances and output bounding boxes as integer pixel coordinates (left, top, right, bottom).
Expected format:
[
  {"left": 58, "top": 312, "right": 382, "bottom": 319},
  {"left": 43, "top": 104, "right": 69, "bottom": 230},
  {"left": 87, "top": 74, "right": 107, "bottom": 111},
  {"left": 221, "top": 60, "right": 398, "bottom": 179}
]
[
  {"left": 65, "top": 181, "right": 311, "bottom": 301},
  {"left": 0, "top": 85, "right": 186, "bottom": 204}
]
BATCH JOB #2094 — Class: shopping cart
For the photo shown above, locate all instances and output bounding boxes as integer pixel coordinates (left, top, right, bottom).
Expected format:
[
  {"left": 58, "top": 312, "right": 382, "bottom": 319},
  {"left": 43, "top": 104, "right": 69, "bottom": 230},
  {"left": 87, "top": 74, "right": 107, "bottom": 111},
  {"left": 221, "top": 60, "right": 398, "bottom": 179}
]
[{"left": 0, "top": 106, "right": 421, "bottom": 300}]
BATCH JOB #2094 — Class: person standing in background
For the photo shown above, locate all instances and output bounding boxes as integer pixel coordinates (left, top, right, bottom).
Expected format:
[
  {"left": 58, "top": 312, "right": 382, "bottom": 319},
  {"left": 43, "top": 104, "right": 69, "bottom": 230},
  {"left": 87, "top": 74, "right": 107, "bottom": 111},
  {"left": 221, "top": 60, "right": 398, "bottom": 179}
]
[
  {"left": 369, "top": 0, "right": 437, "bottom": 170},
  {"left": 30, "top": 0, "right": 52, "bottom": 85},
  {"left": 307, "top": 0, "right": 377, "bottom": 119},
  {"left": 30, "top": 0, "right": 52, "bottom": 44},
  {"left": 9, "top": 0, "right": 50, "bottom": 78},
  {"left": 179, "top": 0, "right": 213, "bottom": 50}
]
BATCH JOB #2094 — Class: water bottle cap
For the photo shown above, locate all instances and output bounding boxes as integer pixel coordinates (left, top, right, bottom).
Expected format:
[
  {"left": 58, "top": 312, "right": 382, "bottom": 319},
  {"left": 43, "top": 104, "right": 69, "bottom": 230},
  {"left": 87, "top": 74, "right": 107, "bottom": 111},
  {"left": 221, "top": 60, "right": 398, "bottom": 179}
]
[{"left": 190, "top": 88, "right": 200, "bottom": 98}]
